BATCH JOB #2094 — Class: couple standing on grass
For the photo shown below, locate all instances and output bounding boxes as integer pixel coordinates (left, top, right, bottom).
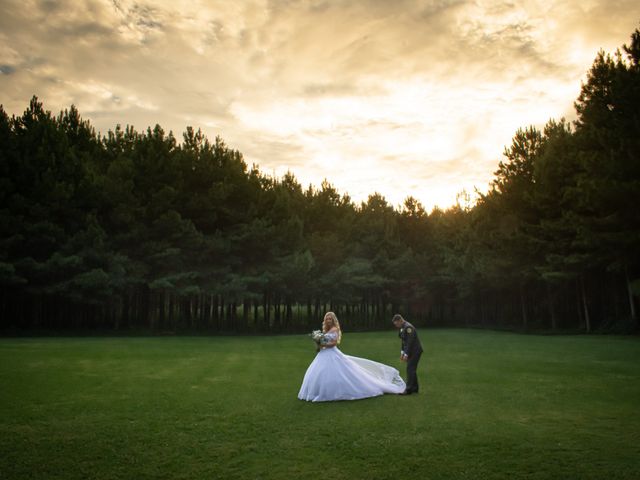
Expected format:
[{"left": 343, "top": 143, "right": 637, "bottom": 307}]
[{"left": 298, "top": 312, "right": 423, "bottom": 402}]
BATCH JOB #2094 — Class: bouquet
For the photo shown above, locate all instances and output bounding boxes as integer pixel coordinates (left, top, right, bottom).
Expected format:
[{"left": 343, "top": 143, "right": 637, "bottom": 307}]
[{"left": 309, "top": 329, "right": 328, "bottom": 351}]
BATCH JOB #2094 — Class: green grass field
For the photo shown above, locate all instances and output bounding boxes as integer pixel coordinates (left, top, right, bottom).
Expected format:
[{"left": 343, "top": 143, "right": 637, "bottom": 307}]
[{"left": 1, "top": 330, "right": 639, "bottom": 480}]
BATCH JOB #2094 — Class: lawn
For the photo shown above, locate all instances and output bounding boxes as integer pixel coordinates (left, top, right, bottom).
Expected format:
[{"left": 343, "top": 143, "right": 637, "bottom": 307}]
[{"left": 1, "top": 329, "right": 639, "bottom": 479}]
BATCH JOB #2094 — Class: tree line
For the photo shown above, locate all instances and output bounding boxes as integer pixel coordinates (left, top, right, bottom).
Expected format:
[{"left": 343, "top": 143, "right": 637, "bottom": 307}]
[{"left": 1, "top": 27, "right": 639, "bottom": 334}]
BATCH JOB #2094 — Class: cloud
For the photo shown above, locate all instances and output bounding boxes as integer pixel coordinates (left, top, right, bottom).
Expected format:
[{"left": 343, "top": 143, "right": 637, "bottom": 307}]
[
  {"left": 0, "top": 65, "right": 16, "bottom": 75},
  {"left": 1, "top": 0, "right": 639, "bottom": 210}
]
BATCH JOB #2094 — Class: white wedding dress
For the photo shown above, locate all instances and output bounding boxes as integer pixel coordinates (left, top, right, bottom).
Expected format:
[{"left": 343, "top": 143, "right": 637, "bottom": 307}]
[{"left": 298, "top": 332, "right": 406, "bottom": 402}]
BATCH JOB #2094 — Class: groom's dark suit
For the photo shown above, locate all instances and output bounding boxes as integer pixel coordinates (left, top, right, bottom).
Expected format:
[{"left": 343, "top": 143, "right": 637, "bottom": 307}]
[{"left": 399, "top": 321, "right": 423, "bottom": 393}]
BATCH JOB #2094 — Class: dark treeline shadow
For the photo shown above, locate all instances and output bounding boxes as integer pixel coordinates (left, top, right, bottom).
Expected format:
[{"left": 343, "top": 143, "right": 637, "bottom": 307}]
[{"left": 1, "top": 27, "right": 639, "bottom": 335}]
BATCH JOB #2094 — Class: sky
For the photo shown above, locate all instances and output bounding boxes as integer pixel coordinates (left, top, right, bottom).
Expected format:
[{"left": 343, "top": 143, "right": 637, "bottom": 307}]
[{"left": 1, "top": 0, "right": 639, "bottom": 210}]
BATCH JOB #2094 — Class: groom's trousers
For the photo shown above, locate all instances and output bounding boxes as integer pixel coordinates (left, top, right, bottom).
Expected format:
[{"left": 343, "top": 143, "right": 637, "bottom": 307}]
[{"left": 406, "top": 351, "right": 422, "bottom": 393}]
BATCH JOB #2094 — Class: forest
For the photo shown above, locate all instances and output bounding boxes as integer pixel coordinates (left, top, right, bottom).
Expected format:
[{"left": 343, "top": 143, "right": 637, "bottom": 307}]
[{"left": 1, "top": 28, "right": 638, "bottom": 334}]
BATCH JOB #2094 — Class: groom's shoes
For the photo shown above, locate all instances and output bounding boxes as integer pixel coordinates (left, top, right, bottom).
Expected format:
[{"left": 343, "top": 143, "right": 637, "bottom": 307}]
[{"left": 399, "top": 389, "right": 418, "bottom": 395}]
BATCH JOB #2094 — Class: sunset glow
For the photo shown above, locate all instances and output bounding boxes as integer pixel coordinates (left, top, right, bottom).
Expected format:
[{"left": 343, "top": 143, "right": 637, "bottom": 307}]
[{"left": 1, "top": 0, "right": 638, "bottom": 210}]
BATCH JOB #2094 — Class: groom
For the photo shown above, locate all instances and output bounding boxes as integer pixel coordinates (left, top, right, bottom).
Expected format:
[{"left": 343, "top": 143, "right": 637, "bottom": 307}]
[{"left": 392, "top": 314, "right": 423, "bottom": 395}]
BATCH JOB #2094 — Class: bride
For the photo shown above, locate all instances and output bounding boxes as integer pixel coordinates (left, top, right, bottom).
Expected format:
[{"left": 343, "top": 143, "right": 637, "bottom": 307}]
[{"left": 298, "top": 311, "right": 406, "bottom": 402}]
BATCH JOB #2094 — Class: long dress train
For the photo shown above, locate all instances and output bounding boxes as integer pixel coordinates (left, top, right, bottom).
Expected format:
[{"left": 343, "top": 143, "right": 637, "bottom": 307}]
[{"left": 298, "top": 333, "right": 405, "bottom": 402}]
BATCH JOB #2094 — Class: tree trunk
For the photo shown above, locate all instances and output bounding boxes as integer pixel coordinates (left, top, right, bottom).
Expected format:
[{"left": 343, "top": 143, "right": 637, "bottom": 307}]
[
  {"left": 274, "top": 294, "right": 281, "bottom": 330},
  {"left": 220, "top": 298, "right": 225, "bottom": 330},
  {"left": 580, "top": 276, "right": 591, "bottom": 333},
  {"left": 142, "top": 291, "right": 149, "bottom": 330},
  {"left": 243, "top": 299, "right": 249, "bottom": 332},
  {"left": 314, "top": 298, "right": 320, "bottom": 323},
  {"left": 211, "top": 294, "right": 218, "bottom": 330},
  {"left": 520, "top": 285, "right": 528, "bottom": 331},
  {"left": 158, "top": 291, "right": 165, "bottom": 330},
  {"left": 575, "top": 280, "right": 584, "bottom": 328},
  {"left": 253, "top": 299, "right": 259, "bottom": 330},
  {"left": 263, "top": 292, "right": 270, "bottom": 331},
  {"left": 625, "top": 267, "right": 637, "bottom": 323},
  {"left": 285, "top": 299, "right": 292, "bottom": 329},
  {"left": 210, "top": 294, "right": 216, "bottom": 329},
  {"left": 546, "top": 283, "right": 557, "bottom": 331},
  {"left": 231, "top": 302, "right": 237, "bottom": 331}
]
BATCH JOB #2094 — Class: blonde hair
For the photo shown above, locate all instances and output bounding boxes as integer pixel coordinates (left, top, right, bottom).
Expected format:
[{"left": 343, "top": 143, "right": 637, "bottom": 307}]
[{"left": 323, "top": 311, "right": 342, "bottom": 344}]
